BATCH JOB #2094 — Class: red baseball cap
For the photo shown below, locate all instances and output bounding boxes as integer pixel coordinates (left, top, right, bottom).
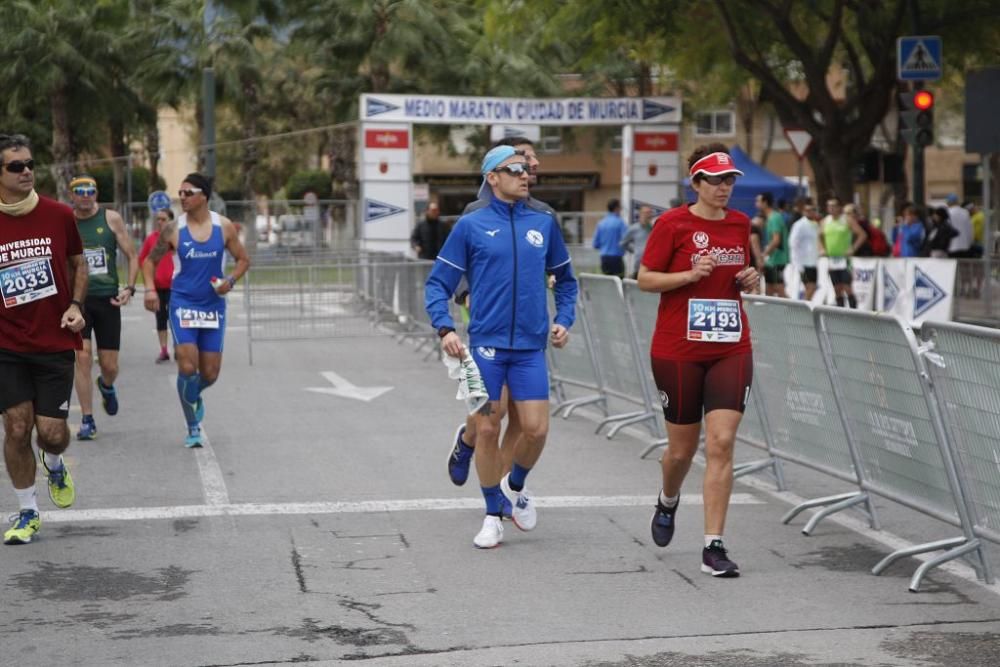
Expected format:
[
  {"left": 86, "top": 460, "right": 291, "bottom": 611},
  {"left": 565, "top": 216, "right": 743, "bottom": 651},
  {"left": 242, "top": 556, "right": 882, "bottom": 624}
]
[{"left": 689, "top": 151, "right": 744, "bottom": 178}]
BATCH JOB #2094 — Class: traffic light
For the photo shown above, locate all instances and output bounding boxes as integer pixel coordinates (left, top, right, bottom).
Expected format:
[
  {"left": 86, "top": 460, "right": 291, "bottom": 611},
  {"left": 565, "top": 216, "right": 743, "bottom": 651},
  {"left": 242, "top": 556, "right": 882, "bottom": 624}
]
[{"left": 899, "top": 89, "right": 934, "bottom": 147}]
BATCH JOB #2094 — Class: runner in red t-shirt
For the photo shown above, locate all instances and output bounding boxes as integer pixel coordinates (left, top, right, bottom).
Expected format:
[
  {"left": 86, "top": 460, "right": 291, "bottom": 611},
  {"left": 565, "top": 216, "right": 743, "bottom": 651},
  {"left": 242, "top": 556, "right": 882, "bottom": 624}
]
[
  {"left": 0, "top": 134, "right": 88, "bottom": 545},
  {"left": 637, "top": 143, "right": 761, "bottom": 578},
  {"left": 138, "top": 208, "right": 175, "bottom": 362}
]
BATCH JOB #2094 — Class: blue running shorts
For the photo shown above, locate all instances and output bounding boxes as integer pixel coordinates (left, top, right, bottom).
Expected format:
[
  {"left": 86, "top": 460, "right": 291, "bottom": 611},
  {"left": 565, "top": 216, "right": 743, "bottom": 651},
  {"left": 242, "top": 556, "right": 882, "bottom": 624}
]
[
  {"left": 470, "top": 346, "right": 549, "bottom": 402},
  {"left": 168, "top": 301, "right": 226, "bottom": 353}
]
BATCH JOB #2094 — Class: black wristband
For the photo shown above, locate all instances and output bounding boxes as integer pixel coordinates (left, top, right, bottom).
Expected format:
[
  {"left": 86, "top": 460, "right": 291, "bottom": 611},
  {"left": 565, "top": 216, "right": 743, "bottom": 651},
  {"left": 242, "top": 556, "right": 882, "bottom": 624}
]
[
  {"left": 453, "top": 289, "right": 469, "bottom": 306},
  {"left": 70, "top": 299, "right": 84, "bottom": 310},
  {"left": 437, "top": 326, "right": 456, "bottom": 338},
  {"left": 126, "top": 285, "right": 136, "bottom": 296}
]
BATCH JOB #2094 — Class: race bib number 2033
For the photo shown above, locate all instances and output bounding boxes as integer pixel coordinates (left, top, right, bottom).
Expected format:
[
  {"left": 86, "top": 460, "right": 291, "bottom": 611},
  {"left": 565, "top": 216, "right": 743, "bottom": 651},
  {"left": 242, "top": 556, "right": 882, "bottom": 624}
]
[{"left": 0, "top": 259, "right": 57, "bottom": 308}]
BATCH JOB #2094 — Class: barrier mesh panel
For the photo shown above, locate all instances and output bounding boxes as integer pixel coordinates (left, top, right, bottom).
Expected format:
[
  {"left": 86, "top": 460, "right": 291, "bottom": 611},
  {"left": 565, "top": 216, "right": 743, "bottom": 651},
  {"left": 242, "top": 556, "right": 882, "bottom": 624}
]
[
  {"left": 923, "top": 322, "right": 1000, "bottom": 543},
  {"left": 745, "top": 297, "right": 857, "bottom": 479},
  {"left": 547, "top": 290, "right": 601, "bottom": 391},
  {"left": 818, "top": 308, "right": 959, "bottom": 522},
  {"left": 579, "top": 275, "right": 646, "bottom": 403}
]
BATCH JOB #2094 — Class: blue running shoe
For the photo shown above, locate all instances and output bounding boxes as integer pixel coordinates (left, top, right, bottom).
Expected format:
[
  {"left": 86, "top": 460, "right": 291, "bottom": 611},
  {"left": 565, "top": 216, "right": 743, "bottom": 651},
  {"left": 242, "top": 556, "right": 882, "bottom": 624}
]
[
  {"left": 185, "top": 425, "right": 204, "bottom": 449},
  {"left": 447, "top": 423, "right": 473, "bottom": 486},
  {"left": 77, "top": 417, "right": 97, "bottom": 441},
  {"left": 97, "top": 377, "right": 119, "bottom": 416},
  {"left": 650, "top": 498, "right": 678, "bottom": 547}
]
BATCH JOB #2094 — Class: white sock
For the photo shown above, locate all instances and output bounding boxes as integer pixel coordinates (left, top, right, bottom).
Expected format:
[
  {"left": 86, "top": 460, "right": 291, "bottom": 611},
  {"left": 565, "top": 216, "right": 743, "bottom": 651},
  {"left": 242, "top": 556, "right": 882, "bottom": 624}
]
[
  {"left": 43, "top": 452, "right": 64, "bottom": 471},
  {"left": 658, "top": 491, "right": 679, "bottom": 509},
  {"left": 14, "top": 486, "right": 38, "bottom": 513},
  {"left": 704, "top": 534, "right": 723, "bottom": 548}
]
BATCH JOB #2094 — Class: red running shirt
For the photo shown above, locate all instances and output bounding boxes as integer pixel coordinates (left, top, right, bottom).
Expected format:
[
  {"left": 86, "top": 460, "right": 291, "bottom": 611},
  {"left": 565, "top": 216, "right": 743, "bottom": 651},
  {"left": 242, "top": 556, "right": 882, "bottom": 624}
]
[
  {"left": 138, "top": 230, "right": 175, "bottom": 290},
  {"left": 0, "top": 196, "right": 84, "bottom": 352},
  {"left": 641, "top": 205, "right": 753, "bottom": 361}
]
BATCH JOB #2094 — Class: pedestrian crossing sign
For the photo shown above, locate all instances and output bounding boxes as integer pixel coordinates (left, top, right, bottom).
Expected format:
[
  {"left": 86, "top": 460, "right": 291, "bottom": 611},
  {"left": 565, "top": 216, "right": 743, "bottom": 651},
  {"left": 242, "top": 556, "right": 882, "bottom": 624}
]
[{"left": 897, "top": 36, "right": 942, "bottom": 81}]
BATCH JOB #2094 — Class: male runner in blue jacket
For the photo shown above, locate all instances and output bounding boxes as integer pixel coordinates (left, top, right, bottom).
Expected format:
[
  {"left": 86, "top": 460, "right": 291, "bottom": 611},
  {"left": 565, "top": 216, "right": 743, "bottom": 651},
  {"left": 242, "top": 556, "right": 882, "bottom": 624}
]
[{"left": 425, "top": 145, "right": 577, "bottom": 548}]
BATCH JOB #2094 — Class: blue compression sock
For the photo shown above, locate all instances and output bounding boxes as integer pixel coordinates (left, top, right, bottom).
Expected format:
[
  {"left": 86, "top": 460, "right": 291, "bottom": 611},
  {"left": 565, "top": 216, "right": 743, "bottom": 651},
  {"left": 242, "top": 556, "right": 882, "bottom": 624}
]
[
  {"left": 177, "top": 372, "right": 202, "bottom": 426},
  {"left": 508, "top": 463, "right": 531, "bottom": 491},
  {"left": 482, "top": 485, "right": 504, "bottom": 516}
]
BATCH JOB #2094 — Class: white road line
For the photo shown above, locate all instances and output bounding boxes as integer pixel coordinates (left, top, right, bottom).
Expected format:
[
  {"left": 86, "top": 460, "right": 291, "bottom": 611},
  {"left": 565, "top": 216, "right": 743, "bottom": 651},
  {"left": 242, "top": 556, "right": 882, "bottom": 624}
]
[
  {"left": 41, "top": 493, "right": 761, "bottom": 524},
  {"left": 167, "top": 376, "right": 230, "bottom": 506}
]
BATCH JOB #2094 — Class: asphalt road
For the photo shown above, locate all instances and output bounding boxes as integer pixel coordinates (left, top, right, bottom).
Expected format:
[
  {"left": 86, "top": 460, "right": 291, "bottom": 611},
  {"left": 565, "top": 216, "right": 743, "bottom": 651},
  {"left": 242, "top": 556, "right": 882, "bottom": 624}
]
[{"left": 1, "top": 296, "right": 998, "bottom": 666}]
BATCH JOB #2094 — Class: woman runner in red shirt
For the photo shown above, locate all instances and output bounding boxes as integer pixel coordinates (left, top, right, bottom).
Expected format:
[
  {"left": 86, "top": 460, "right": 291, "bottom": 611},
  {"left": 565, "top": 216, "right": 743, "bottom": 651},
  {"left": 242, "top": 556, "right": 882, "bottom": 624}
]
[{"left": 638, "top": 143, "right": 760, "bottom": 578}]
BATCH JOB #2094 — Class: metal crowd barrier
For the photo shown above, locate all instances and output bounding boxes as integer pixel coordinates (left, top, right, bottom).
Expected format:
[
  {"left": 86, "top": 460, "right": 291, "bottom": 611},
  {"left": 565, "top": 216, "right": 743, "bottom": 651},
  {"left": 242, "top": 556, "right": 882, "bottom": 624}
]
[
  {"left": 578, "top": 275, "right": 663, "bottom": 443},
  {"left": 744, "top": 296, "right": 876, "bottom": 531},
  {"left": 620, "top": 280, "right": 668, "bottom": 457},
  {"left": 814, "top": 307, "right": 991, "bottom": 590},
  {"left": 547, "top": 291, "right": 606, "bottom": 419},
  {"left": 920, "top": 321, "right": 1000, "bottom": 570},
  {"left": 244, "top": 252, "right": 436, "bottom": 364}
]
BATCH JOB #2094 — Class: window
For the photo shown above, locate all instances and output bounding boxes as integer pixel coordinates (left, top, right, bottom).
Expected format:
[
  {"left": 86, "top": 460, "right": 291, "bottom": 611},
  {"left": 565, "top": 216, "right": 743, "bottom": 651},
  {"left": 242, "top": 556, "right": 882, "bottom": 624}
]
[
  {"left": 611, "top": 131, "right": 623, "bottom": 152},
  {"left": 694, "top": 110, "right": 735, "bottom": 137},
  {"left": 540, "top": 127, "right": 562, "bottom": 153}
]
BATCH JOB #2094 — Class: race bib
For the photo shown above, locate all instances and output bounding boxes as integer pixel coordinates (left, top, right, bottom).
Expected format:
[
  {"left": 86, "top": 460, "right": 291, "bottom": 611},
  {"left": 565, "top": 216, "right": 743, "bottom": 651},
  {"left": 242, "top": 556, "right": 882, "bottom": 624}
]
[
  {"left": 85, "top": 248, "right": 108, "bottom": 275},
  {"left": 1, "top": 259, "right": 57, "bottom": 307},
  {"left": 828, "top": 257, "right": 848, "bottom": 270},
  {"left": 687, "top": 299, "right": 742, "bottom": 343},
  {"left": 177, "top": 307, "right": 221, "bottom": 329}
]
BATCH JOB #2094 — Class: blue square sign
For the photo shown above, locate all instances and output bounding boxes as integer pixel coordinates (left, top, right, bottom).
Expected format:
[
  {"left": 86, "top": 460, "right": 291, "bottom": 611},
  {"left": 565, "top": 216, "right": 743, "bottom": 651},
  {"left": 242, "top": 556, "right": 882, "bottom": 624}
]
[{"left": 897, "top": 36, "right": 942, "bottom": 81}]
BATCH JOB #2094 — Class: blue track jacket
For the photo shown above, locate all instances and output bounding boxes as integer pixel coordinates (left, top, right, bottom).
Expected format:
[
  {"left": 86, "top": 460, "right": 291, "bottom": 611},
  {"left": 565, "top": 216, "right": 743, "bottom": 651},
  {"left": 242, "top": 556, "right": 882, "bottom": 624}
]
[{"left": 425, "top": 192, "right": 577, "bottom": 350}]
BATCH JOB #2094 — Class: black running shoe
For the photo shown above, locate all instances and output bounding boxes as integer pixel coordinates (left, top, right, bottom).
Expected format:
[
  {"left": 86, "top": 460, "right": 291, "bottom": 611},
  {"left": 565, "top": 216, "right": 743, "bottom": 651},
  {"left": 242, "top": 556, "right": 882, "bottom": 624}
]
[
  {"left": 701, "top": 539, "right": 740, "bottom": 577},
  {"left": 650, "top": 499, "right": 678, "bottom": 547}
]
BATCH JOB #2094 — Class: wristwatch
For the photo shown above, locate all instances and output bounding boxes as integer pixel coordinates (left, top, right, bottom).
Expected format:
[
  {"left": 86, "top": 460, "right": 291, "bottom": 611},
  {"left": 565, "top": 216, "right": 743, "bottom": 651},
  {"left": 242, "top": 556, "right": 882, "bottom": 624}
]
[{"left": 437, "top": 326, "right": 456, "bottom": 338}]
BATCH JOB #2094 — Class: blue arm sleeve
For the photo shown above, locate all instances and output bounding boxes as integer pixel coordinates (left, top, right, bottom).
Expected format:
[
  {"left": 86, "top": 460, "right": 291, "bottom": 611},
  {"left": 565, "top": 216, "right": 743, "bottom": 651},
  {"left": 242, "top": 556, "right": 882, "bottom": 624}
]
[
  {"left": 424, "top": 221, "right": 467, "bottom": 329},
  {"left": 546, "top": 220, "right": 577, "bottom": 328}
]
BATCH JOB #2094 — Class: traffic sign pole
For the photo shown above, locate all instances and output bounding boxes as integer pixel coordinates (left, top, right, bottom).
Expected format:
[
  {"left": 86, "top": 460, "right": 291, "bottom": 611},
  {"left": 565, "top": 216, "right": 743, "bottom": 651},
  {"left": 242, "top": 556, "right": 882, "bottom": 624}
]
[{"left": 783, "top": 128, "right": 813, "bottom": 199}]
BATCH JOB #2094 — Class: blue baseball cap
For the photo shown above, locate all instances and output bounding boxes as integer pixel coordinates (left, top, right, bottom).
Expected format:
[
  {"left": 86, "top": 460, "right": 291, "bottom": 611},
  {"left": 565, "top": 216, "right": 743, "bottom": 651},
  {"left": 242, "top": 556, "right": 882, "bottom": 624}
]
[{"left": 480, "top": 145, "right": 518, "bottom": 175}]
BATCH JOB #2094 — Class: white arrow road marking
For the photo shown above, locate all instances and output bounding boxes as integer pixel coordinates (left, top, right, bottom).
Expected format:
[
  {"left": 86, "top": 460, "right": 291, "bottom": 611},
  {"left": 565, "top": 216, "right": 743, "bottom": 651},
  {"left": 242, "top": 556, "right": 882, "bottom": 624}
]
[{"left": 305, "top": 371, "right": 394, "bottom": 402}]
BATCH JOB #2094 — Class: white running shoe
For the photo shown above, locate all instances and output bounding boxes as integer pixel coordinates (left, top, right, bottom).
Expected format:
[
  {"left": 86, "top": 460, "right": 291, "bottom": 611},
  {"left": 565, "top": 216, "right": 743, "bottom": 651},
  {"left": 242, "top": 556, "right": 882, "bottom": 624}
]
[
  {"left": 473, "top": 515, "right": 503, "bottom": 549},
  {"left": 500, "top": 474, "right": 537, "bottom": 531}
]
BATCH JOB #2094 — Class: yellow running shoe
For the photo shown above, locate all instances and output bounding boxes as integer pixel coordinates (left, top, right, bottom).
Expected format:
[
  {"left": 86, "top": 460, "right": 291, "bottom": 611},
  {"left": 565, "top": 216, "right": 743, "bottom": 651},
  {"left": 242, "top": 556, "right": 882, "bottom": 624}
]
[
  {"left": 40, "top": 454, "right": 75, "bottom": 509},
  {"left": 4, "top": 510, "right": 40, "bottom": 545}
]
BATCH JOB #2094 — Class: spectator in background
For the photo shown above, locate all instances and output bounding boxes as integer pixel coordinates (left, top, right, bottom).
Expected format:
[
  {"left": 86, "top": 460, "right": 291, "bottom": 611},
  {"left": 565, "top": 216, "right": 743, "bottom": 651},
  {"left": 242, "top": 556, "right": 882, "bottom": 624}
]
[
  {"left": 749, "top": 214, "right": 766, "bottom": 271},
  {"left": 410, "top": 202, "right": 449, "bottom": 260},
  {"left": 788, "top": 199, "right": 820, "bottom": 300},
  {"left": 946, "top": 194, "right": 973, "bottom": 258},
  {"left": 138, "top": 208, "right": 176, "bottom": 362},
  {"left": 820, "top": 198, "right": 867, "bottom": 308},
  {"left": 756, "top": 192, "right": 788, "bottom": 297},
  {"left": 892, "top": 202, "right": 925, "bottom": 258},
  {"left": 967, "top": 201, "right": 985, "bottom": 257},
  {"left": 922, "top": 207, "right": 958, "bottom": 258},
  {"left": 592, "top": 198, "right": 628, "bottom": 278},
  {"left": 621, "top": 205, "right": 655, "bottom": 279}
]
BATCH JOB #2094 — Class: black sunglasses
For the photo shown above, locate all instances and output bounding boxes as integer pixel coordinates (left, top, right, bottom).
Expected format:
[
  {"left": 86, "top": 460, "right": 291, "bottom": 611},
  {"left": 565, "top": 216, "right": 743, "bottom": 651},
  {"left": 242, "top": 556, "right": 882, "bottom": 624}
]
[
  {"left": 493, "top": 163, "right": 529, "bottom": 176},
  {"left": 178, "top": 188, "right": 203, "bottom": 197},
  {"left": 700, "top": 174, "right": 736, "bottom": 186},
  {"left": 3, "top": 159, "right": 35, "bottom": 173}
]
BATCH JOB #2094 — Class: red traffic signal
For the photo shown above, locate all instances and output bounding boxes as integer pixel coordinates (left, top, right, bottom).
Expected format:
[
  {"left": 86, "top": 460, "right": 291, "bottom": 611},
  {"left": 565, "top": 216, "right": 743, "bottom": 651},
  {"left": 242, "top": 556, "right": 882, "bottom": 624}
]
[{"left": 913, "top": 90, "right": 934, "bottom": 110}]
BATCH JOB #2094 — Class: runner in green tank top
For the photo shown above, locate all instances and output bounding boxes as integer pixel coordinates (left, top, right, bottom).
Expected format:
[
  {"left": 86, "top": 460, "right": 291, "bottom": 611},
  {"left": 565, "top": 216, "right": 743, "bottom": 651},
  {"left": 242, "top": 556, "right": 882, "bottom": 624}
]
[
  {"left": 69, "top": 176, "right": 139, "bottom": 440},
  {"left": 819, "top": 198, "right": 868, "bottom": 308}
]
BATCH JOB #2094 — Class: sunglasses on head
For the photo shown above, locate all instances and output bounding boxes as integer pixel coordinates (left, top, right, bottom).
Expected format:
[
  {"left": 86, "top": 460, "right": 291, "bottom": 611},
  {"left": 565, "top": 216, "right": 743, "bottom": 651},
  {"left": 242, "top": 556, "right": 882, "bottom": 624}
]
[
  {"left": 493, "top": 163, "right": 529, "bottom": 176},
  {"left": 72, "top": 186, "right": 97, "bottom": 196},
  {"left": 178, "top": 187, "right": 203, "bottom": 197},
  {"left": 3, "top": 159, "right": 35, "bottom": 173},
  {"left": 699, "top": 173, "right": 737, "bottom": 186}
]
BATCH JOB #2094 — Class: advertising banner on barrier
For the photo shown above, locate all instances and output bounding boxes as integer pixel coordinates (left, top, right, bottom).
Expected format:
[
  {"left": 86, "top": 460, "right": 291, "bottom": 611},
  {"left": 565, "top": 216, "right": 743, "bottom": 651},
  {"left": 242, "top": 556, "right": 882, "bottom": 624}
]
[
  {"left": 879, "top": 258, "right": 909, "bottom": 317},
  {"left": 908, "top": 258, "right": 956, "bottom": 323},
  {"left": 851, "top": 258, "right": 879, "bottom": 311}
]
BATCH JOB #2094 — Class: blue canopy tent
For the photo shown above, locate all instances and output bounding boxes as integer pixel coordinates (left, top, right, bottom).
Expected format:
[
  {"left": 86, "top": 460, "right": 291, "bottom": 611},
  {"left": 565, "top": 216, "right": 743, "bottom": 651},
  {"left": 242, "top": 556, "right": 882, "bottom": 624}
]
[{"left": 684, "top": 145, "right": 799, "bottom": 218}]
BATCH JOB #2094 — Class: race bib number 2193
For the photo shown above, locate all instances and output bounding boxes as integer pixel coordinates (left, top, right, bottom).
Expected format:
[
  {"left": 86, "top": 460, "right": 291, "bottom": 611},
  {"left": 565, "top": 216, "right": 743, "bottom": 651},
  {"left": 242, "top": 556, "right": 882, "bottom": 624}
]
[{"left": 687, "top": 299, "right": 742, "bottom": 343}]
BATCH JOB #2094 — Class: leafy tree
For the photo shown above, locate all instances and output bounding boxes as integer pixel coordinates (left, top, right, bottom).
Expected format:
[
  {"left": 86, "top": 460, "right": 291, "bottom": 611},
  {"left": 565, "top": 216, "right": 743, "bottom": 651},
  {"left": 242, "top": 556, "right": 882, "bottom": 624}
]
[{"left": 285, "top": 170, "right": 334, "bottom": 200}]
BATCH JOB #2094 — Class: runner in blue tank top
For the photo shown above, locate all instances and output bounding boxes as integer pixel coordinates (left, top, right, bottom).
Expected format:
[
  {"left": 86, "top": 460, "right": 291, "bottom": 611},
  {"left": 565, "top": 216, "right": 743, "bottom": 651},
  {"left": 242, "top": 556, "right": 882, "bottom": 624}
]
[{"left": 142, "top": 173, "right": 250, "bottom": 448}]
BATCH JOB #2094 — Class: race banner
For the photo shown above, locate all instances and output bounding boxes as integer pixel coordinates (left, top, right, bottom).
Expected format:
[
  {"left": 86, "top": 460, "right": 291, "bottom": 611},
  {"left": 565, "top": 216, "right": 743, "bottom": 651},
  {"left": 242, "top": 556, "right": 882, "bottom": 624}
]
[
  {"left": 908, "top": 258, "right": 956, "bottom": 324},
  {"left": 361, "top": 94, "right": 682, "bottom": 125},
  {"left": 851, "top": 258, "right": 879, "bottom": 311}
]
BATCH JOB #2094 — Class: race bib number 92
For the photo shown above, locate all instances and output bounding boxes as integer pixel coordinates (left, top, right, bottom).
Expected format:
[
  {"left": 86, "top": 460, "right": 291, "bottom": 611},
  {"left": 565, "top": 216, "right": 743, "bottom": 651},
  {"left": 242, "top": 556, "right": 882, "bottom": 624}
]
[
  {"left": 687, "top": 298, "right": 742, "bottom": 343},
  {"left": 85, "top": 248, "right": 108, "bottom": 275},
  {"left": 1, "top": 259, "right": 57, "bottom": 307}
]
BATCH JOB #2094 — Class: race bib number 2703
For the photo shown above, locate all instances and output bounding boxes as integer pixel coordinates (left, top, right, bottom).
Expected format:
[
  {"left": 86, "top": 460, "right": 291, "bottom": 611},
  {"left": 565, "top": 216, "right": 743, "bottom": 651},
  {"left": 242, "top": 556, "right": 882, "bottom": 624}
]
[
  {"left": 687, "top": 299, "right": 742, "bottom": 343},
  {"left": 177, "top": 307, "right": 221, "bottom": 329},
  {"left": 0, "top": 259, "right": 57, "bottom": 308}
]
